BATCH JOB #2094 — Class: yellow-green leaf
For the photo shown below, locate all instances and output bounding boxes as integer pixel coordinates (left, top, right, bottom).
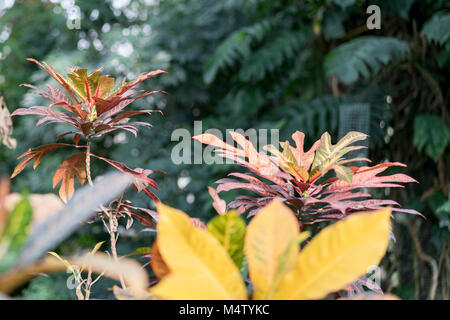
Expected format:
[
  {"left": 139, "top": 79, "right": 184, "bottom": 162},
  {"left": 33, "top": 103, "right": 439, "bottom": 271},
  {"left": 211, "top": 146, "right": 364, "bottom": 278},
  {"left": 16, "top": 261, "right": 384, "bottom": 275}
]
[
  {"left": 48, "top": 251, "right": 80, "bottom": 281},
  {"left": 311, "top": 131, "right": 367, "bottom": 179},
  {"left": 0, "top": 196, "right": 32, "bottom": 273},
  {"left": 207, "top": 210, "right": 246, "bottom": 267},
  {"left": 245, "top": 201, "right": 300, "bottom": 300},
  {"left": 150, "top": 202, "right": 246, "bottom": 300},
  {"left": 334, "top": 165, "right": 354, "bottom": 184},
  {"left": 126, "top": 246, "right": 152, "bottom": 257},
  {"left": 89, "top": 241, "right": 105, "bottom": 255},
  {"left": 274, "top": 208, "right": 392, "bottom": 300}
]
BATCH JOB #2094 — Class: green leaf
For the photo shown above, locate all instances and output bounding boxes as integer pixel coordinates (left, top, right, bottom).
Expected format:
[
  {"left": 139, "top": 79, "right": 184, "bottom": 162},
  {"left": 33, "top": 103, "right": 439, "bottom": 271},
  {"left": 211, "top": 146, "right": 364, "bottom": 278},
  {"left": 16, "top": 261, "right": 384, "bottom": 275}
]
[
  {"left": 387, "top": 0, "right": 415, "bottom": 20},
  {"left": 334, "top": 165, "right": 354, "bottom": 184},
  {"left": 311, "top": 131, "right": 367, "bottom": 179},
  {"left": 126, "top": 247, "right": 152, "bottom": 257},
  {"left": 329, "top": 0, "right": 356, "bottom": 9},
  {"left": 437, "top": 197, "right": 450, "bottom": 215},
  {"left": 413, "top": 114, "right": 450, "bottom": 161},
  {"left": 323, "top": 10, "right": 346, "bottom": 40},
  {"left": 207, "top": 210, "right": 246, "bottom": 267},
  {"left": 0, "top": 195, "right": 33, "bottom": 273},
  {"left": 203, "top": 31, "right": 250, "bottom": 85},
  {"left": 436, "top": 196, "right": 450, "bottom": 223},
  {"left": 421, "top": 12, "right": 450, "bottom": 45},
  {"left": 203, "top": 20, "right": 273, "bottom": 85},
  {"left": 325, "top": 36, "right": 410, "bottom": 84},
  {"left": 239, "top": 30, "right": 308, "bottom": 82}
]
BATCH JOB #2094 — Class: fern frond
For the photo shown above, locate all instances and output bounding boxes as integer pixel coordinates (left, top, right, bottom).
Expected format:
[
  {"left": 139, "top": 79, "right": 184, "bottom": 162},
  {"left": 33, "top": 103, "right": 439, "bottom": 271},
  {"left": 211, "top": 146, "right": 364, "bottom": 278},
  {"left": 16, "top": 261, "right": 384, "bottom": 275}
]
[
  {"left": 203, "top": 20, "right": 273, "bottom": 85},
  {"left": 421, "top": 11, "right": 450, "bottom": 45},
  {"left": 239, "top": 30, "right": 308, "bottom": 82},
  {"left": 324, "top": 36, "right": 410, "bottom": 84}
]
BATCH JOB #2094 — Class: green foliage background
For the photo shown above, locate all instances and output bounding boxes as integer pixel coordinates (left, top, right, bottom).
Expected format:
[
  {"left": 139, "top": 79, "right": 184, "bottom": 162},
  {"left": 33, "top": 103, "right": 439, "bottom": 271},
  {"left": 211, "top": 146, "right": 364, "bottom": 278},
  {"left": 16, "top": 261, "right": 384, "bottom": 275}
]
[{"left": 0, "top": 0, "right": 449, "bottom": 299}]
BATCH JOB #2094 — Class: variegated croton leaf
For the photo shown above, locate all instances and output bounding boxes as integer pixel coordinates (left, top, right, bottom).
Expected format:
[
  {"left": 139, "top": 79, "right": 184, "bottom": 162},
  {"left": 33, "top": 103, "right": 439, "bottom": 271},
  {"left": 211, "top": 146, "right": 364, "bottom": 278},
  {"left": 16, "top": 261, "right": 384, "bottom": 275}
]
[
  {"left": 11, "top": 59, "right": 166, "bottom": 202},
  {"left": 195, "top": 130, "right": 421, "bottom": 224}
]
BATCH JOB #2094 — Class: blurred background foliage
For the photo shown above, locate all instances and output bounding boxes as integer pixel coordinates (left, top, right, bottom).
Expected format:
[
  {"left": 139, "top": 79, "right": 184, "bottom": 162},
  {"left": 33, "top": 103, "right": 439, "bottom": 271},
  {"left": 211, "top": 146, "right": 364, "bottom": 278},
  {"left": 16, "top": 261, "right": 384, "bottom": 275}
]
[{"left": 0, "top": 0, "right": 449, "bottom": 299}]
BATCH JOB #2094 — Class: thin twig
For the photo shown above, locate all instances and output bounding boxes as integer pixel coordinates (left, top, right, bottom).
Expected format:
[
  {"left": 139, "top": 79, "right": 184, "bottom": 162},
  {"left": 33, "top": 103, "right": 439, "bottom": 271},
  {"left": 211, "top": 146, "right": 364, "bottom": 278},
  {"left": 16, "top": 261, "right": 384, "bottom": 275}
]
[
  {"left": 100, "top": 204, "right": 127, "bottom": 290},
  {"left": 84, "top": 269, "right": 93, "bottom": 300},
  {"left": 408, "top": 219, "right": 439, "bottom": 300}
]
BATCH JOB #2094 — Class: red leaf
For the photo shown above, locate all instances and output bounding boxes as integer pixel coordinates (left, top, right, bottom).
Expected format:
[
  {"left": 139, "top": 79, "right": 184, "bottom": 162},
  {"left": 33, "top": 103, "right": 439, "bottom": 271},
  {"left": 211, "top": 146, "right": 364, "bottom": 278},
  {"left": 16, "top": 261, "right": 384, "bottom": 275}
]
[
  {"left": 11, "top": 106, "right": 79, "bottom": 127},
  {"left": 326, "top": 162, "right": 417, "bottom": 193},
  {"left": 113, "top": 70, "right": 167, "bottom": 97},
  {"left": 91, "top": 154, "right": 159, "bottom": 200},
  {"left": 20, "top": 84, "right": 72, "bottom": 108},
  {"left": 26, "top": 58, "right": 80, "bottom": 103},
  {"left": 107, "top": 110, "right": 162, "bottom": 124}
]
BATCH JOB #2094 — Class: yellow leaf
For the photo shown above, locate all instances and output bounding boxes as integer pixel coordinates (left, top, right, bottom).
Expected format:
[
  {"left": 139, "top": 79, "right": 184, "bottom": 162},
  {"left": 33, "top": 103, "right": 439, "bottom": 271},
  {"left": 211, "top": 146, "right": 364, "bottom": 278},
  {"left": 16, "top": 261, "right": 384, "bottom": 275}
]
[
  {"left": 150, "top": 202, "right": 246, "bottom": 300},
  {"left": 89, "top": 241, "right": 105, "bottom": 255},
  {"left": 274, "top": 208, "right": 392, "bottom": 300},
  {"left": 48, "top": 251, "right": 79, "bottom": 280},
  {"left": 245, "top": 201, "right": 300, "bottom": 300}
]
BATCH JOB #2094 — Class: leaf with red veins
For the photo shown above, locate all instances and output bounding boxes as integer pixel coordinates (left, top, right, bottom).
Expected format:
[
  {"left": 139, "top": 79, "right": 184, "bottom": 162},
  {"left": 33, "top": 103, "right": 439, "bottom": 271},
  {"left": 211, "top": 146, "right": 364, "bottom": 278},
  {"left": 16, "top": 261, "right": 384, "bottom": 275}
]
[
  {"left": 95, "top": 75, "right": 116, "bottom": 99},
  {"left": 226, "top": 172, "right": 286, "bottom": 197},
  {"left": 289, "top": 131, "right": 321, "bottom": 171},
  {"left": 320, "top": 191, "right": 373, "bottom": 202},
  {"left": 107, "top": 110, "right": 162, "bottom": 124},
  {"left": 91, "top": 155, "right": 160, "bottom": 201},
  {"left": 215, "top": 178, "right": 274, "bottom": 197},
  {"left": 96, "top": 90, "right": 166, "bottom": 118},
  {"left": 128, "top": 207, "right": 159, "bottom": 226},
  {"left": 52, "top": 152, "right": 87, "bottom": 202},
  {"left": 326, "top": 162, "right": 418, "bottom": 193},
  {"left": 65, "top": 103, "right": 88, "bottom": 121},
  {"left": 11, "top": 106, "right": 79, "bottom": 127},
  {"left": 66, "top": 67, "right": 103, "bottom": 102},
  {"left": 20, "top": 84, "right": 72, "bottom": 108},
  {"left": 93, "top": 96, "right": 122, "bottom": 116},
  {"left": 11, "top": 144, "right": 75, "bottom": 178},
  {"left": 26, "top": 58, "right": 80, "bottom": 104},
  {"left": 194, "top": 132, "right": 288, "bottom": 187},
  {"left": 82, "top": 73, "right": 93, "bottom": 104},
  {"left": 111, "top": 70, "right": 167, "bottom": 97}
]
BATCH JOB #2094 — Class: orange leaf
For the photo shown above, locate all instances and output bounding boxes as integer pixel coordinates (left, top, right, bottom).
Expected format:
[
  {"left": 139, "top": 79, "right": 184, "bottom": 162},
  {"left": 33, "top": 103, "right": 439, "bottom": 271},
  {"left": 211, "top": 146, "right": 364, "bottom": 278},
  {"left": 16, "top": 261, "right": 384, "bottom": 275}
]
[
  {"left": 52, "top": 152, "right": 87, "bottom": 202},
  {"left": 151, "top": 239, "right": 170, "bottom": 280},
  {"left": 11, "top": 144, "right": 71, "bottom": 178}
]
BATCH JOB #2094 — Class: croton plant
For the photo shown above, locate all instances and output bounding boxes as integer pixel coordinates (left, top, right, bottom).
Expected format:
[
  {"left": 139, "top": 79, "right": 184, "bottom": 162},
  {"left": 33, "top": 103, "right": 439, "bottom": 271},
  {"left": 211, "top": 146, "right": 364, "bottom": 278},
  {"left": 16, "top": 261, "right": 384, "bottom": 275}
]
[
  {"left": 10, "top": 59, "right": 166, "bottom": 202},
  {"left": 194, "top": 130, "right": 421, "bottom": 225}
]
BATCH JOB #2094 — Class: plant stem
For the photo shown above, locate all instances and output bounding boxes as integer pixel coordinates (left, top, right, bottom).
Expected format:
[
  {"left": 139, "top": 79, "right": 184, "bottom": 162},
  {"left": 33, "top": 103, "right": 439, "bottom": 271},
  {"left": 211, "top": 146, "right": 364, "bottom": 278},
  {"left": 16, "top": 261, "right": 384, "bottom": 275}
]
[
  {"left": 86, "top": 140, "right": 93, "bottom": 186},
  {"left": 108, "top": 211, "right": 127, "bottom": 289},
  {"left": 85, "top": 138, "right": 126, "bottom": 290},
  {"left": 84, "top": 269, "right": 93, "bottom": 300}
]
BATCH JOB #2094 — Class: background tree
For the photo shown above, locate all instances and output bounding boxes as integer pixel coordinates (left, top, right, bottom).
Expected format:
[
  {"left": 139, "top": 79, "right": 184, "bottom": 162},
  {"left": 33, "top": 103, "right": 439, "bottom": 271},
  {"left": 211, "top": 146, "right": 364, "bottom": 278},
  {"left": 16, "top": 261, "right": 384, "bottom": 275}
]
[{"left": 0, "top": 0, "right": 448, "bottom": 299}]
